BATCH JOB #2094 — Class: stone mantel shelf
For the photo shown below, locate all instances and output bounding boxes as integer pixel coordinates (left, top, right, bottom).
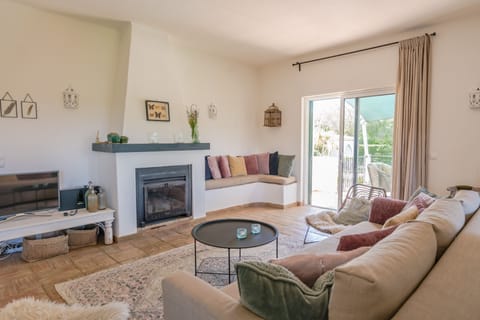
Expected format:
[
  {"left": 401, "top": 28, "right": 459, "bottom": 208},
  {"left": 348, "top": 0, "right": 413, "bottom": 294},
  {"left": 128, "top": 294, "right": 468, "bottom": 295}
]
[{"left": 92, "top": 142, "right": 210, "bottom": 153}]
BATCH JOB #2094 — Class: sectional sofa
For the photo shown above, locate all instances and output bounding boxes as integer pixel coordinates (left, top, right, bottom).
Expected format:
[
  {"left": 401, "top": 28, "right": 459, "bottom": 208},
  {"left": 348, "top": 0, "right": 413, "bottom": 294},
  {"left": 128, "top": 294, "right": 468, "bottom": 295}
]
[{"left": 163, "top": 190, "right": 480, "bottom": 320}]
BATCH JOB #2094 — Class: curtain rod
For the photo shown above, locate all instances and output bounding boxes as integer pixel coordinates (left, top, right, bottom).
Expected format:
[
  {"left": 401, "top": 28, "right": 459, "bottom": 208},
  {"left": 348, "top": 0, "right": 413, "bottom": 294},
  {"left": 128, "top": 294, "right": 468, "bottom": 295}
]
[{"left": 292, "top": 32, "right": 436, "bottom": 71}]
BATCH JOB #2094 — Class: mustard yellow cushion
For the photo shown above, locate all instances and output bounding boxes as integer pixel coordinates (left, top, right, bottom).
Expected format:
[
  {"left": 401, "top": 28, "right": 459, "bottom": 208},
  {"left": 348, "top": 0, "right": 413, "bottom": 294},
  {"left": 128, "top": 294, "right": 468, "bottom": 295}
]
[
  {"left": 383, "top": 205, "right": 419, "bottom": 228},
  {"left": 228, "top": 156, "right": 247, "bottom": 177}
]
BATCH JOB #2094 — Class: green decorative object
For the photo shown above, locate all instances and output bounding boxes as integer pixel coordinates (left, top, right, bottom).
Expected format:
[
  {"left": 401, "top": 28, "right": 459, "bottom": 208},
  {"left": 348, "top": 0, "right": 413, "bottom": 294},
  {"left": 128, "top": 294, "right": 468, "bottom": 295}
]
[
  {"left": 187, "top": 104, "right": 200, "bottom": 143},
  {"left": 120, "top": 136, "right": 129, "bottom": 144},
  {"left": 107, "top": 132, "right": 120, "bottom": 143}
]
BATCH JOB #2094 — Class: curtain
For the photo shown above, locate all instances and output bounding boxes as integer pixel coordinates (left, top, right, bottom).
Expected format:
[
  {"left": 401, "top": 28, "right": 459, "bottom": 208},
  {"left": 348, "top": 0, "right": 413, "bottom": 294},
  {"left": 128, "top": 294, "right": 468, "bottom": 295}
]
[{"left": 392, "top": 34, "right": 431, "bottom": 200}]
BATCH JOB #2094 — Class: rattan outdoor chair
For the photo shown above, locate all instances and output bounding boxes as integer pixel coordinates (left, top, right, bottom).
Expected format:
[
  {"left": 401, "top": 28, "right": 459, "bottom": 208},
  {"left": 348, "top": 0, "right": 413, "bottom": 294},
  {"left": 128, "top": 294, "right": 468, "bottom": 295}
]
[{"left": 304, "top": 183, "right": 387, "bottom": 244}]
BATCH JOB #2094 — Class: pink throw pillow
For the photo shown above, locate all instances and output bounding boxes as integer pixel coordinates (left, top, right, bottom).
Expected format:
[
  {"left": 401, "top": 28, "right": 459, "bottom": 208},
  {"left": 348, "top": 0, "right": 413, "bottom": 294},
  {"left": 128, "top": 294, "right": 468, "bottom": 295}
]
[
  {"left": 256, "top": 153, "right": 270, "bottom": 174},
  {"left": 218, "top": 155, "right": 231, "bottom": 178},
  {"left": 369, "top": 198, "right": 407, "bottom": 224},
  {"left": 244, "top": 155, "right": 259, "bottom": 175},
  {"left": 336, "top": 226, "right": 398, "bottom": 251},
  {"left": 409, "top": 192, "right": 435, "bottom": 213},
  {"left": 207, "top": 156, "right": 221, "bottom": 179},
  {"left": 270, "top": 246, "right": 370, "bottom": 287}
]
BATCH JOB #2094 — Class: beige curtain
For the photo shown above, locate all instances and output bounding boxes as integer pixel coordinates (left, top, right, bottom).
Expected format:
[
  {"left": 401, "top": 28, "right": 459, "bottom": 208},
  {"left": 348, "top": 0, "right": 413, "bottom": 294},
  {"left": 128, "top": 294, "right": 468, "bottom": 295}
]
[{"left": 392, "top": 34, "right": 431, "bottom": 200}]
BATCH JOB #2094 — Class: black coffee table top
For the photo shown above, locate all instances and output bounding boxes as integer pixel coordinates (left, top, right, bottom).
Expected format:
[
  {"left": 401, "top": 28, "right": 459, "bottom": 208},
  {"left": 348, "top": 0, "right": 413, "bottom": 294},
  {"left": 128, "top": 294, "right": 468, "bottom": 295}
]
[{"left": 191, "top": 219, "right": 278, "bottom": 249}]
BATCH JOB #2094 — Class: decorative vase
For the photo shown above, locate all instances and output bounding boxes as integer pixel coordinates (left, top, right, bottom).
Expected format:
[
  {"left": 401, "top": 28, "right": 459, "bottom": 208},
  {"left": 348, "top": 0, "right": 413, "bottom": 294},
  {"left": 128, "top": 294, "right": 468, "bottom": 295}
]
[{"left": 191, "top": 123, "right": 200, "bottom": 143}]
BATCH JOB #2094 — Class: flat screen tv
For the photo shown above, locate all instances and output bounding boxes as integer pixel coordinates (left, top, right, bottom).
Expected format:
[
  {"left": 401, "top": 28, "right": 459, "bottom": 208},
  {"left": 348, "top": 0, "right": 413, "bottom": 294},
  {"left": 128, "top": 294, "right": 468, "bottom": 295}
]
[{"left": 0, "top": 171, "right": 59, "bottom": 218}]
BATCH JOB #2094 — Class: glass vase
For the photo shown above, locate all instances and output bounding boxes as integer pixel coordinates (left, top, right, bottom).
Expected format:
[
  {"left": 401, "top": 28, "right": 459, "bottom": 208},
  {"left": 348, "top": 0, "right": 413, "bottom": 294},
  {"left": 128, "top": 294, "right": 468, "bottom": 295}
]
[{"left": 191, "top": 123, "right": 200, "bottom": 143}]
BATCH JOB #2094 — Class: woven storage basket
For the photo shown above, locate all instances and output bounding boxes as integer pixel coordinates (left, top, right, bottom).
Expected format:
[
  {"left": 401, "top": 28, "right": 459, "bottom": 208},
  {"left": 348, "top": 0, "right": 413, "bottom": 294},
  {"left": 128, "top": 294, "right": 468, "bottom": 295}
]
[
  {"left": 67, "top": 224, "right": 99, "bottom": 249},
  {"left": 21, "top": 232, "right": 69, "bottom": 262}
]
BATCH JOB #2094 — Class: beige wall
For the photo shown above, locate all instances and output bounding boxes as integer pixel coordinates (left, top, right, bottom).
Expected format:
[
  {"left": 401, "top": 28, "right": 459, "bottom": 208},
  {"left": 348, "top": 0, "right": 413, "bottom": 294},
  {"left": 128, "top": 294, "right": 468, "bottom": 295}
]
[
  {"left": 122, "top": 23, "right": 260, "bottom": 155},
  {"left": 259, "top": 12, "right": 480, "bottom": 198},
  {"left": 0, "top": 1, "right": 121, "bottom": 187}
]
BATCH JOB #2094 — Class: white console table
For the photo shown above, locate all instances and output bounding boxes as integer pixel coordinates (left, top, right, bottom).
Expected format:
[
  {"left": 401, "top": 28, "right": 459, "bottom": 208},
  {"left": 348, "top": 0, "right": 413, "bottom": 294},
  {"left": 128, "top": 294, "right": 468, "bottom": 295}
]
[{"left": 0, "top": 208, "right": 115, "bottom": 244}]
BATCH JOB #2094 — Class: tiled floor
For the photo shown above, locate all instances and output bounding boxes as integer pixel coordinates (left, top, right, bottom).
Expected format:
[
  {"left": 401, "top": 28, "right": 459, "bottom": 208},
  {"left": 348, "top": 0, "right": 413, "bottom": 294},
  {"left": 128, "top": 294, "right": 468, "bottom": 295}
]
[{"left": 0, "top": 205, "right": 323, "bottom": 307}]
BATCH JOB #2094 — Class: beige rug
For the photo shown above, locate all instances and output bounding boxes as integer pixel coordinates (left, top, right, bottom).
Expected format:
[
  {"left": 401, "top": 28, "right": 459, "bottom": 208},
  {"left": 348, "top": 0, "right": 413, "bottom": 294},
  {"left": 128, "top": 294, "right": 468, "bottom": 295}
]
[{"left": 55, "top": 234, "right": 304, "bottom": 320}]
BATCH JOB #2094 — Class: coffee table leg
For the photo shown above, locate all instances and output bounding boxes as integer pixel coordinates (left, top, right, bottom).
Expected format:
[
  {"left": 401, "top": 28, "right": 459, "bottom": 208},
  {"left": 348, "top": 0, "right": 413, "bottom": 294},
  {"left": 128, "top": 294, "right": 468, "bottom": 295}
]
[
  {"left": 228, "top": 248, "right": 231, "bottom": 284},
  {"left": 239, "top": 248, "right": 242, "bottom": 260},
  {"left": 194, "top": 239, "right": 197, "bottom": 276},
  {"left": 276, "top": 238, "right": 278, "bottom": 258}
]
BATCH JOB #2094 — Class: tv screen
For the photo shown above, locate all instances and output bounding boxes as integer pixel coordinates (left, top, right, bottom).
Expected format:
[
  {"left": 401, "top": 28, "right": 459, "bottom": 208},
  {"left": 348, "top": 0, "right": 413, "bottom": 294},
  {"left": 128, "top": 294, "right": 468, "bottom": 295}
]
[{"left": 0, "top": 171, "right": 59, "bottom": 217}]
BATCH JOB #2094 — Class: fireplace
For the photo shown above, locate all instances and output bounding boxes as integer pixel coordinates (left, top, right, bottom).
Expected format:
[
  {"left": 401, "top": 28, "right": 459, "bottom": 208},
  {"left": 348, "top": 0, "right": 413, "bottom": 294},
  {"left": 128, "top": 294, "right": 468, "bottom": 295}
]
[{"left": 136, "top": 165, "right": 192, "bottom": 227}]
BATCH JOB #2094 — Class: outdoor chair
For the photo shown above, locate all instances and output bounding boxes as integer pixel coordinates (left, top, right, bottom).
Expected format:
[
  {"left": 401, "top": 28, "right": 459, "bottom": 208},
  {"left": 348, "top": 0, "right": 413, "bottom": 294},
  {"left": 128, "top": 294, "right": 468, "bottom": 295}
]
[{"left": 304, "top": 183, "right": 387, "bottom": 244}]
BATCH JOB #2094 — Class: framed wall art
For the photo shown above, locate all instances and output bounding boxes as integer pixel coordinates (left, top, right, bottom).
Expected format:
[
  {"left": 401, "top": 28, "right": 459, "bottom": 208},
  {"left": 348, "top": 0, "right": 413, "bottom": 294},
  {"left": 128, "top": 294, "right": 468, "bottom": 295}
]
[
  {"left": 145, "top": 100, "right": 170, "bottom": 121},
  {"left": 21, "top": 94, "right": 37, "bottom": 119},
  {"left": 0, "top": 92, "right": 18, "bottom": 118}
]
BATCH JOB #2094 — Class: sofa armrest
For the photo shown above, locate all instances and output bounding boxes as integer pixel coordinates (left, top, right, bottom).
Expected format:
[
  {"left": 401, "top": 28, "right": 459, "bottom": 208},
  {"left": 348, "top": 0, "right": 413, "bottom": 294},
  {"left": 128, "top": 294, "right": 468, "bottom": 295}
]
[{"left": 162, "top": 271, "right": 261, "bottom": 320}]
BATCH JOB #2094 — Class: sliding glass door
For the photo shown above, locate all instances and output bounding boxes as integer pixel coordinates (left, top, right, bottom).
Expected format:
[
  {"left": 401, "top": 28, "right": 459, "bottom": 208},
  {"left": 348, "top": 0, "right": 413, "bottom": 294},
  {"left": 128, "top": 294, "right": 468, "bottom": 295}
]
[{"left": 308, "top": 91, "right": 395, "bottom": 209}]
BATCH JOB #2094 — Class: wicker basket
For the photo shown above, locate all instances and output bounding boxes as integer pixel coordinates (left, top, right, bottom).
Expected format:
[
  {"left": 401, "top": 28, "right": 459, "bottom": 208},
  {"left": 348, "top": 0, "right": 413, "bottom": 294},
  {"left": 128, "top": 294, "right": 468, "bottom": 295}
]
[
  {"left": 21, "top": 232, "right": 69, "bottom": 262},
  {"left": 67, "top": 224, "right": 99, "bottom": 249}
]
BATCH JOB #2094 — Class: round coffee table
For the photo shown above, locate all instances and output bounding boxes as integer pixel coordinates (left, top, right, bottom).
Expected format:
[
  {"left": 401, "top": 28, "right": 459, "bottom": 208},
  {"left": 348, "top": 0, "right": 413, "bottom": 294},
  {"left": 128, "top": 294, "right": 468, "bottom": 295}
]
[{"left": 191, "top": 219, "right": 279, "bottom": 283}]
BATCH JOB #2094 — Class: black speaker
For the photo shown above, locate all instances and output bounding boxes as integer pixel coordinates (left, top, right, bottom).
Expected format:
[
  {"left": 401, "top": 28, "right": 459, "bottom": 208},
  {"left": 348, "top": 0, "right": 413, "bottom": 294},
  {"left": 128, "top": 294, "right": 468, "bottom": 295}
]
[{"left": 59, "top": 187, "right": 87, "bottom": 211}]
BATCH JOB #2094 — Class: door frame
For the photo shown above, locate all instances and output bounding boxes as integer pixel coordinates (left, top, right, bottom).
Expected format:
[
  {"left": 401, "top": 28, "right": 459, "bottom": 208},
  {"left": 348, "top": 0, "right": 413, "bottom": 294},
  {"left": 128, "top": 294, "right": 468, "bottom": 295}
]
[{"left": 301, "top": 87, "right": 395, "bottom": 207}]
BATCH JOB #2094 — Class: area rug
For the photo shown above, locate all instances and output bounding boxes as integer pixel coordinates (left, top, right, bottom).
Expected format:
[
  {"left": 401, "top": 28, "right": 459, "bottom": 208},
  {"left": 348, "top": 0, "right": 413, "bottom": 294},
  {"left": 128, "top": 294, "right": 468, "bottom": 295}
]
[{"left": 55, "top": 234, "right": 304, "bottom": 320}]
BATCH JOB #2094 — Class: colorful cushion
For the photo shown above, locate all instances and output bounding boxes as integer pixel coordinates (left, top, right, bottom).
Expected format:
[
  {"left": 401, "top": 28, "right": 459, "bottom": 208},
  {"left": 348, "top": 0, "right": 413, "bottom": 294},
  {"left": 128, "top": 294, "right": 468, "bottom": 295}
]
[
  {"left": 270, "top": 247, "right": 369, "bottom": 287},
  {"left": 235, "top": 261, "right": 333, "bottom": 320},
  {"left": 335, "top": 197, "right": 371, "bottom": 225},
  {"left": 277, "top": 154, "right": 295, "bottom": 177},
  {"left": 205, "top": 156, "right": 212, "bottom": 180},
  {"left": 369, "top": 197, "right": 407, "bottom": 224},
  {"left": 382, "top": 205, "right": 419, "bottom": 228},
  {"left": 218, "top": 155, "right": 231, "bottom": 178},
  {"left": 336, "top": 226, "right": 398, "bottom": 251},
  {"left": 269, "top": 151, "right": 279, "bottom": 175},
  {"left": 207, "top": 156, "right": 221, "bottom": 179},
  {"left": 330, "top": 222, "right": 437, "bottom": 320},
  {"left": 244, "top": 155, "right": 259, "bottom": 175},
  {"left": 228, "top": 156, "right": 247, "bottom": 177},
  {"left": 407, "top": 192, "right": 435, "bottom": 213},
  {"left": 256, "top": 152, "right": 270, "bottom": 174}
]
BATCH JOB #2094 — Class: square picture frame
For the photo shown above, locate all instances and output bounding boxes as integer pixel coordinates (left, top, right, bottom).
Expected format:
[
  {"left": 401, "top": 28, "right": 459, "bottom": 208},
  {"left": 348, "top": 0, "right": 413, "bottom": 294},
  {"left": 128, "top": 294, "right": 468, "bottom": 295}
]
[
  {"left": 21, "top": 101, "right": 37, "bottom": 119},
  {"left": 145, "top": 100, "right": 170, "bottom": 122},
  {"left": 0, "top": 94, "right": 18, "bottom": 118}
]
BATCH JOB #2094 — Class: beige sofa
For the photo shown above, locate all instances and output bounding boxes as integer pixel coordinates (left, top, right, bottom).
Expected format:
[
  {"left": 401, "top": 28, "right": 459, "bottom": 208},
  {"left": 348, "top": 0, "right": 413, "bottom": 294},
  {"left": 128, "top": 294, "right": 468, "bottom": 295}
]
[{"left": 163, "top": 192, "right": 480, "bottom": 320}]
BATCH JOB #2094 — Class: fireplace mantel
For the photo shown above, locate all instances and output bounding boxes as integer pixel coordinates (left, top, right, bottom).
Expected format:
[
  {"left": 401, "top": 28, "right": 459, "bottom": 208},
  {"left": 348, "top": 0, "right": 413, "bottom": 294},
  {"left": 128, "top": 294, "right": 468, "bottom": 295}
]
[{"left": 92, "top": 143, "right": 210, "bottom": 153}]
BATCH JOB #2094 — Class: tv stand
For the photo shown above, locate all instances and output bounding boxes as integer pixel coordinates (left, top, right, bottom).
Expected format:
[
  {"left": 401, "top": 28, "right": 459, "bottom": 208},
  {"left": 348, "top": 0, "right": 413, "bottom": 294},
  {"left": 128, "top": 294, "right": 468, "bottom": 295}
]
[{"left": 0, "top": 208, "right": 115, "bottom": 244}]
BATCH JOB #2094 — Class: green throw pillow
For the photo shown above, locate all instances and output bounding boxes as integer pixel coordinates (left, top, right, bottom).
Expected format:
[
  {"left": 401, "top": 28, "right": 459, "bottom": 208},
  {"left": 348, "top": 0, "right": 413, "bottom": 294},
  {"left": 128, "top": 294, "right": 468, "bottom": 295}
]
[
  {"left": 277, "top": 154, "right": 295, "bottom": 177},
  {"left": 235, "top": 261, "right": 334, "bottom": 320}
]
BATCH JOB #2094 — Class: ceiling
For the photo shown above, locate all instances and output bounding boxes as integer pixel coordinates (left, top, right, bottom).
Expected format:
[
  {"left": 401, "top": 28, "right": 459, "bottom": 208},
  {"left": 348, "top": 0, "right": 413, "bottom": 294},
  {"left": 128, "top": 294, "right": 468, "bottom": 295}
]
[{"left": 18, "top": 0, "right": 480, "bottom": 66}]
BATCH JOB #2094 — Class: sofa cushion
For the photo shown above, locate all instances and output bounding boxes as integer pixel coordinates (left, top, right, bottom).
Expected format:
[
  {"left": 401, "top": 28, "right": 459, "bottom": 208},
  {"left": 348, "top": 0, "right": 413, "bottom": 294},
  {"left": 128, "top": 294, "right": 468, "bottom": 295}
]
[
  {"left": 218, "top": 155, "right": 232, "bottom": 178},
  {"left": 405, "top": 187, "right": 436, "bottom": 213},
  {"left": 415, "top": 199, "right": 465, "bottom": 258},
  {"left": 228, "top": 156, "right": 247, "bottom": 177},
  {"left": 207, "top": 156, "right": 221, "bottom": 179},
  {"left": 454, "top": 190, "right": 480, "bottom": 219},
  {"left": 270, "top": 246, "right": 370, "bottom": 287},
  {"left": 277, "top": 154, "right": 295, "bottom": 177},
  {"left": 369, "top": 197, "right": 407, "bottom": 224},
  {"left": 383, "top": 205, "right": 419, "bottom": 228},
  {"left": 335, "top": 197, "right": 371, "bottom": 225},
  {"left": 205, "top": 156, "right": 212, "bottom": 180},
  {"left": 258, "top": 175, "right": 296, "bottom": 185},
  {"left": 269, "top": 151, "right": 279, "bottom": 175},
  {"left": 329, "top": 221, "right": 437, "bottom": 320},
  {"left": 244, "top": 155, "right": 259, "bottom": 175},
  {"left": 235, "top": 261, "right": 333, "bottom": 320},
  {"left": 336, "top": 226, "right": 397, "bottom": 251},
  {"left": 256, "top": 153, "right": 270, "bottom": 175}
]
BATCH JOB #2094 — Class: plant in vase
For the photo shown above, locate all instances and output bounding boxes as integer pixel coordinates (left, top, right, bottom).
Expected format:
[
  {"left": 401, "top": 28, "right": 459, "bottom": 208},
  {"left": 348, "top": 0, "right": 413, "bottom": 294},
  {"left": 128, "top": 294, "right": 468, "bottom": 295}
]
[{"left": 187, "top": 104, "right": 200, "bottom": 143}]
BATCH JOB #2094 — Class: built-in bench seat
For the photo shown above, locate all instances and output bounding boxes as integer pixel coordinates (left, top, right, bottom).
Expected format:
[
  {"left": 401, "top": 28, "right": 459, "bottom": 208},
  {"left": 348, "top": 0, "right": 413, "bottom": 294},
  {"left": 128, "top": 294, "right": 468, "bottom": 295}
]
[{"left": 205, "top": 174, "right": 298, "bottom": 212}]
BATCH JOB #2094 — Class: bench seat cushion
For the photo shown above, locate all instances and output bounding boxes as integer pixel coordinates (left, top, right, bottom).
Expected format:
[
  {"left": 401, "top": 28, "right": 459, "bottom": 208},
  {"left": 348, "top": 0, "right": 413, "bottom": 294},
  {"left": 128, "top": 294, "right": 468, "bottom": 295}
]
[{"left": 205, "top": 175, "right": 296, "bottom": 190}]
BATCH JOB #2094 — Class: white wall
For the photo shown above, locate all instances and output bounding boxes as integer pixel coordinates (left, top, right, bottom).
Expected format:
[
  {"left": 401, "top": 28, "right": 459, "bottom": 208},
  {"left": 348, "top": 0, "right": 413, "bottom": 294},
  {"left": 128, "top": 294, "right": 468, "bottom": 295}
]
[
  {"left": 122, "top": 23, "right": 260, "bottom": 155},
  {"left": 259, "top": 12, "right": 480, "bottom": 198},
  {"left": 0, "top": 1, "right": 121, "bottom": 188}
]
